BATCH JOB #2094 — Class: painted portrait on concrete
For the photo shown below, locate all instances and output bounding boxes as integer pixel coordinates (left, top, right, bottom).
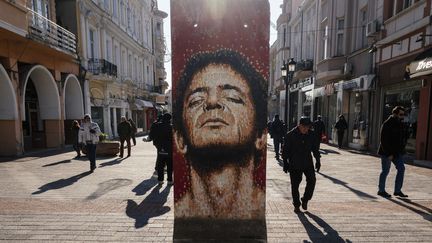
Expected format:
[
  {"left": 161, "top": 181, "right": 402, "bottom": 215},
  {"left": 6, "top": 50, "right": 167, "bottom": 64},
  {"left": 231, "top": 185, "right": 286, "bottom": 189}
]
[{"left": 171, "top": 0, "right": 269, "bottom": 240}]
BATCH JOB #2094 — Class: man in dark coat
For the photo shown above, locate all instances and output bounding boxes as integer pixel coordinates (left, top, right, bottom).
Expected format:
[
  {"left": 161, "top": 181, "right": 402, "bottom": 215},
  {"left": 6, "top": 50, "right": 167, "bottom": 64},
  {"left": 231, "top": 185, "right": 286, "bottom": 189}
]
[
  {"left": 334, "top": 115, "right": 348, "bottom": 148},
  {"left": 270, "top": 114, "right": 285, "bottom": 160},
  {"left": 282, "top": 117, "right": 321, "bottom": 213},
  {"left": 154, "top": 113, "right": 173, "bottom": 184},
  {"left": 313, "top": 115, "right": 325, "bottom": 148},
  {"left": 128, "top": 118, "right": 137, "bottom": 146},
  {"left": 117, "top": 116, "right": 132, "bottom": 158},
  {"left": 377, "top": 106, "right": 408, "bottom": 198}
]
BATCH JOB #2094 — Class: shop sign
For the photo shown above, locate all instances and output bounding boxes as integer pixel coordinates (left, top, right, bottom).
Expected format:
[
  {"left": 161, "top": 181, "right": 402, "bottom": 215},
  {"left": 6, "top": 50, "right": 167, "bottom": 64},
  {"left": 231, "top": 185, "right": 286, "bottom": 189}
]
[
  {"left": 336, "top": 75, "right": 375, "bottom": 91},
  {"left": 410, "top": 57, "right": 432, "bottom": 78},
  {"left": 324, "top": 83, "right": 335, "bottom": 96},
  {"left": 298, "top": 77, "right": 313, "bottom": 89}
]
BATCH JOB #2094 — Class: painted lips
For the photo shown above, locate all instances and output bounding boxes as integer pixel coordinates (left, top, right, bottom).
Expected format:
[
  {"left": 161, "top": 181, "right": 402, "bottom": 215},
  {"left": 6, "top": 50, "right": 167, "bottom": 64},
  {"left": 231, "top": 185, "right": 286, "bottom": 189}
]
[{"left": 200, "top": 118, "right": 229, "bottom": 128}]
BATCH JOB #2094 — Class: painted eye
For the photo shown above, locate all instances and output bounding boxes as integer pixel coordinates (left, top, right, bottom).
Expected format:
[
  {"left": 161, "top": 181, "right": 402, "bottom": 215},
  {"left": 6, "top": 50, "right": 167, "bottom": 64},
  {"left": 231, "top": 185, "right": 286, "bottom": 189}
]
[{"left": 188, "top": 96, "right": 205, "bottom": 108}]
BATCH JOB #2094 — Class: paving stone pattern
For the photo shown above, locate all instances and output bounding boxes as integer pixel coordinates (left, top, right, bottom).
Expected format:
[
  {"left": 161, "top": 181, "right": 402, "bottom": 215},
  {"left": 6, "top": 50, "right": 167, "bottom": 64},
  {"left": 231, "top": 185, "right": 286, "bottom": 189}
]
[{"left": 0, "top": 137, "right": 431, "bottom": 242}]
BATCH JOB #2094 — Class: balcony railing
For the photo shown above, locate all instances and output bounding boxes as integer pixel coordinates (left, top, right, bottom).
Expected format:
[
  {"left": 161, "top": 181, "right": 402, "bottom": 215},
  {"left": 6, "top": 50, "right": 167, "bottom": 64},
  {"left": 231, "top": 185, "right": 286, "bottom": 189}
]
[
  {"left": 296, "top": 59, "right": 313, "bottom": 71},
  {"left": 88, "top": 58, "right": 118, "bottom": 77},
  {"left": 27, "top": 8, "right": 76, "bottom": 55}
]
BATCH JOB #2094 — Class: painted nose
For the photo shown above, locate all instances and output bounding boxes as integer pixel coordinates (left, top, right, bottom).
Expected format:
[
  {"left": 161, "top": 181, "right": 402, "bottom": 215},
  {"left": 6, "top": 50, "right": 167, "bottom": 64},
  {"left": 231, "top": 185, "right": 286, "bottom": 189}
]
[{"left": 204, "top": 91, "right": 223, "bottom": 111}]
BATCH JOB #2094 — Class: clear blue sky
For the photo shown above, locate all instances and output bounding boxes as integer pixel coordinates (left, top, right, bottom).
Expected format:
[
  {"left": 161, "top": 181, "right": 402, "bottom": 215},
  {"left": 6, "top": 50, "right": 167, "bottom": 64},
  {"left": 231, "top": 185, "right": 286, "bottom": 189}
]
[{"left": 157, "top": 0, "right": 282, "bottom": 90}]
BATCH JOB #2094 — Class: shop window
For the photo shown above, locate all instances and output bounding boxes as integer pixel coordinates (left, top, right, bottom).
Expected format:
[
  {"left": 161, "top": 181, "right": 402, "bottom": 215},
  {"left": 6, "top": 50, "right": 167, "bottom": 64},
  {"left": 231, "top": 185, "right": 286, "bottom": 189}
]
[{"left": 383, "top": 88, "right": 420, "bottom": 154}]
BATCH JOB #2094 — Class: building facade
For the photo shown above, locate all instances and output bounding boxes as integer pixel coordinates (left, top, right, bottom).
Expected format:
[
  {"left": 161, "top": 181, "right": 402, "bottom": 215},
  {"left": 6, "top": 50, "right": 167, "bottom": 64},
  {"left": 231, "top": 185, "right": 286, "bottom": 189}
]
[
  {"left": 0, "top": 0, "right": 83, "bottom": 156},
  {"left": 57, "top": 0, "right": 167, "bottom": 138},
  {"left": 271, "top": 0, "right": 432, "bottom": 162}
]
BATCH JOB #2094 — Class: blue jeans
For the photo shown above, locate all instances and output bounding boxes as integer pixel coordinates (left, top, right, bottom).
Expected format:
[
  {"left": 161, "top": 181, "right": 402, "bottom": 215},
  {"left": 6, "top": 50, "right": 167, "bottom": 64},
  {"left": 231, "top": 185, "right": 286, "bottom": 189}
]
[
  {"left": 86, "top": 144, "right": 97, "bottom": 170},
  {"left": 378, "top": 155, "right": 405, "bottom": 193}
]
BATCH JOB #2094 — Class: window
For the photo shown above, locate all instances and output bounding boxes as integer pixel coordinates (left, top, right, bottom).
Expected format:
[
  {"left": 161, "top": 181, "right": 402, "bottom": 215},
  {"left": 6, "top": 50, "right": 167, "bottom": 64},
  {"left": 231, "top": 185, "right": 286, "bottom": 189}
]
[
  {"left": 360, "top": 9, "right": 367, "bottom": 49},
  {"left": 321, "top": 25, "right": 328, "bottom": 60},
  {"left": 104, "top": 0, "right": 109, "bottom": 11},
  {"left": 113, "top": 0, "right": 118, "bottom": 18},
  {"left": 336, "top": 18, "right": 344, "bottom": 56},
  {"left": 128, "top": 54, "right": 132, "bottom": 76},
  {"left": 283, "top": 27, "right": 286, "bottom": 47},
  {"left": 106, "top": 39, "right": 111, "bottom": 61},
  {"left": 156, "top": 22, "right": 161, "bottom": 37},
  {"left": 89, "top": 29, "right": 95, "bottom": 58}
]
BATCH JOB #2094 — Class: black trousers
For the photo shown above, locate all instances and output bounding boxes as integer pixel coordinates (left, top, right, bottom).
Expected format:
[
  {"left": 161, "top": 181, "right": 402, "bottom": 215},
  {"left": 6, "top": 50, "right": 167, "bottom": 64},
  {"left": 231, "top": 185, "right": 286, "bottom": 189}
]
[
  {"left": 131, "top": 133, "right": 136, "bottom": 145},
  {"left": 157, "top": 153, "right": 173, "bottom": 182},
  {"left": 273, "top": 136, "right": 282, "bottom": 158},
  {"left": 289, "top": 169, "right": 316, "bottom": 208},
  {"left": 337, "top": 130, "right": 345, "bottom": 148},
  {"left": 120, "top": 136, "right": 131, "bottom": 156}
]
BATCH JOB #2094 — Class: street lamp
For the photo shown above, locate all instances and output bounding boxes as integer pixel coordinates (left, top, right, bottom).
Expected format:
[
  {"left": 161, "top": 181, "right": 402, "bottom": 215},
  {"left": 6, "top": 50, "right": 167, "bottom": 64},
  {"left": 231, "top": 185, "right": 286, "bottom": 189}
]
[{"left": 281, "top": 58, "right": 296, "bottom": 130}]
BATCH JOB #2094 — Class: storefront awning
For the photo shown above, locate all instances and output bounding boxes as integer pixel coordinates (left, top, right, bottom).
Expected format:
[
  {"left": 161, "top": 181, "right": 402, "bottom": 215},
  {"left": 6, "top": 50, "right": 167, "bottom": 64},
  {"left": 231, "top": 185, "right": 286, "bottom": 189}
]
[
  {"left": 409, "top": 48, "right": 432, "bottom": 78},
  {"left": 134, "top": 99, "right": 154, "bottom": 110}
]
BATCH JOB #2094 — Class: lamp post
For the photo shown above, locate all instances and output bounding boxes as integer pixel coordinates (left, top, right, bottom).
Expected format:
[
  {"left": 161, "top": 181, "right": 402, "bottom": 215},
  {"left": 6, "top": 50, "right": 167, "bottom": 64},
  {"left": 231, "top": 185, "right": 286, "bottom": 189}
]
[{"left": 281, "top": 58, "right": 296, "bottom": 131}]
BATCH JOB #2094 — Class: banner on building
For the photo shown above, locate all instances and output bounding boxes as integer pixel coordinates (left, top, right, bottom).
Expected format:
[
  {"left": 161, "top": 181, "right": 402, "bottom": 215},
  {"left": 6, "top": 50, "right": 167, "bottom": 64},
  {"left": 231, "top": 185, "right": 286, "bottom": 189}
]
[{"left": 171, "top": 0, "right": 269, "bottom": 240}]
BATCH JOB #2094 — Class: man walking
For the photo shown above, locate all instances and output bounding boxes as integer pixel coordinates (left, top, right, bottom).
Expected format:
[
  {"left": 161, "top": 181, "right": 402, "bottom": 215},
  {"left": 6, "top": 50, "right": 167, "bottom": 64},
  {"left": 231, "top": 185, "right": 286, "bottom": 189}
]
[
  {"left": 270, "top": 114, "right": 285, "bottom": 160},
  {"left": 313, "top": 115, "right": 325, "bottom": 148},
  {"left": 78, "top": 114, "right": 101, "bottom": 172},
  {"left": 154, "top": 113, "right": 173, "bottom": 185},
  {"left": 118, "top": 116, "right": 132, "bottom": 158},
  {"left": 334, "top": 115, "right": 348, "bottom": 148},
  {"left": 128, "top": 118, "right": 137, "bottom": 146},
  {"left": 282, "top": 117, "right": 321, "bottom": 213},
  {"left": 377, "top": 106, "right": 408, "bottom": 198}
]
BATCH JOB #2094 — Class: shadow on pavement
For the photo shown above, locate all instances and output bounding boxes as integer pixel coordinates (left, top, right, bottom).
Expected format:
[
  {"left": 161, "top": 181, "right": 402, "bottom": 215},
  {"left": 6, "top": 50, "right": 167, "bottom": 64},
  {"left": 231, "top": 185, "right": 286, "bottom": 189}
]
[
  {"left": 296, "top": 211, "right": 350, "bottom": 243},
  {"left": 318, "top": 172, "right": 378, "bottom": 200},
  {"left": 386, "top": 198, "right": 432, "bottom": 222},
  {"left": 86, "top": 178, "right": 133, "bottom": 200},
  {"left": 399, "top": 198, "right": 432, "bottom": 214},
  {"left": 32, "top": 171, "right": 92, "bottom": 195},
  {"left": 125, "top": 184, "right": 172, "bottom": 228},
  {"left": 42, "top": 159, "right": 72, "bottom": 167},
  {"left": 132, "top": 177, "right": 158, "bottom": 196},
  {"left": 319, "top": 149, "right": 341, "bottom": 155},
  {"left": 98, "top": 157, "right": 126, "bottom": 167}
]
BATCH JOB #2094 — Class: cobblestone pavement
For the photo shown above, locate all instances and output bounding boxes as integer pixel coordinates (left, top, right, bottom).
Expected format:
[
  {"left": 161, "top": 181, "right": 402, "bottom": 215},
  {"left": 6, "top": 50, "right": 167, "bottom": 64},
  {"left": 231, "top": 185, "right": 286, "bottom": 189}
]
[{"left": 0, "top": 137, "right": 431, "bottom": 242}]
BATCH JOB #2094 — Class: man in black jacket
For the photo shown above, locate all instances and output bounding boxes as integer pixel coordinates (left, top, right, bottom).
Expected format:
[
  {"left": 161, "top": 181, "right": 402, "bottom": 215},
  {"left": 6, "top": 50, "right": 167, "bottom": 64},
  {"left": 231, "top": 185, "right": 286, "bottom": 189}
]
[
  {"left": 282, "top": 117, "right": 321, "bottom": 213},
  {"left": 118, "top": 116, "right": 132, "bottom": 158},
  {"left": 154, "top": 113, "right": 173, "bottom": 184},
  {"left": 270, "top": 114, "right": 285, "bottom": 160},
  {"left": 377, "top": 106, "right": 408, "bottom": 198}
]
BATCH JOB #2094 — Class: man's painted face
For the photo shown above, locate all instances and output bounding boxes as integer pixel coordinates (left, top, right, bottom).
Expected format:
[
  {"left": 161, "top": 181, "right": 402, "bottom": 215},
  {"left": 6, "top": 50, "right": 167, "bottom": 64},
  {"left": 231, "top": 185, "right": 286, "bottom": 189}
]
[{"left": 183, "top": 63, "right": 256, "bottom": 149}]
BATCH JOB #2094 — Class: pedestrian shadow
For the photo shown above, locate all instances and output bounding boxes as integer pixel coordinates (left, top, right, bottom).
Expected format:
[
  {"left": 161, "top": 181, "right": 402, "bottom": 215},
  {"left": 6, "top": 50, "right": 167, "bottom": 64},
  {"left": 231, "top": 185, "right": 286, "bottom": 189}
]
[
  {"left": 98, "top": 157, "right": 126, "bottom": 168},
  {"left": 86, "top": 178, "right": 133, "bottom": 200},
  {"left": 132, "top": 177, "right": 158, "bottom": 196},
  {"left": 386, "top": 198, "right": 432, "bottom": 222},
  {"left": 42, "top": 159, "right": 71, "bottom": 167},
  {"left": 318, "top": 172, "right": 378, "bottom": 200},
  {"left": 399, "top": 198, "right": 432, "bottom": 214},
  {"left": 32, "top": 171, "right": 92, "bottom": 195},
  {"left": 125, "top": 184, "right": 172, "bottom": 228},
  {"left": 296, "top": 211, "right": 350, "bottom": 243},
  {"left": 319, "top": 149, "right": 340, "bottom": 155}
]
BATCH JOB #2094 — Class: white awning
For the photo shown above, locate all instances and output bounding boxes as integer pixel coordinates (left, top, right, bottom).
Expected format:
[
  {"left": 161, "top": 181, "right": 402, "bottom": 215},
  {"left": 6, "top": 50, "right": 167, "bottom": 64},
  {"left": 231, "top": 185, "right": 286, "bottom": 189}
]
[{"left": 135, "top": 99, "right": 154, "bottom": 110}]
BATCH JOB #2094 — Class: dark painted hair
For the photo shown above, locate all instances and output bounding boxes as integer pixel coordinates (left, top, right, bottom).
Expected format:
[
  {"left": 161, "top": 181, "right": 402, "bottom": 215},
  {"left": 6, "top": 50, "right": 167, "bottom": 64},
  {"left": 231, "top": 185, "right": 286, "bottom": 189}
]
[{"left": 173, "top": 49, "right": 268, "bottom": 138}]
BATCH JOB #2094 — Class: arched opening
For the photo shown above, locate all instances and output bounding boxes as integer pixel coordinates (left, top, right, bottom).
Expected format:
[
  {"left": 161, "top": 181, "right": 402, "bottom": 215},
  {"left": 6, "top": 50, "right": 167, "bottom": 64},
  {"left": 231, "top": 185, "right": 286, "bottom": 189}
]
[
  {"left": 0, "top": 64, "right": 19, "bottom": 156},
  {"left": 90, "top": 88, "right": 105, "bottom": 132},
  {"left": 22, "top": 65, "right": 61, "bottom": 150},
  {"left": 64, "top": 74, "right": 84, "bottom": 144}
]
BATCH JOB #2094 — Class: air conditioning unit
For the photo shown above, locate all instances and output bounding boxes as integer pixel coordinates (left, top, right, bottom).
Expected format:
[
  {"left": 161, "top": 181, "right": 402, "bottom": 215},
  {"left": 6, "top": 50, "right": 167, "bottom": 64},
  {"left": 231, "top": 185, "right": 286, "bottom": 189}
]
[
  {"left": 366, "top": 20, "right": 379, "bottom": 37},
  {"left": 344, "top": 62, "right": 353, "bottom": 75}
]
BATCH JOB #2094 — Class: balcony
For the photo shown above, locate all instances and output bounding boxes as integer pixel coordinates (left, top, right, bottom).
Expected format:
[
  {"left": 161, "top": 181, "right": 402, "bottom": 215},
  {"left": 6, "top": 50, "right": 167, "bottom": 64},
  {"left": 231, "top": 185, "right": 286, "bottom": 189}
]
[
  {"left": 294, "top": 59, "right": 313, "bottom": 80},
  {"left": 88, "top": 58, "right": 118, "bottom": 77},
  {"left": 27, "top": 8, "right": 76, "bottom": 55},
  {"left": 316, "top": 56, "right": 346, "bottom": 84},
  {"left": 145, "top": 84, "right": 163, "bottom": 94}
]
